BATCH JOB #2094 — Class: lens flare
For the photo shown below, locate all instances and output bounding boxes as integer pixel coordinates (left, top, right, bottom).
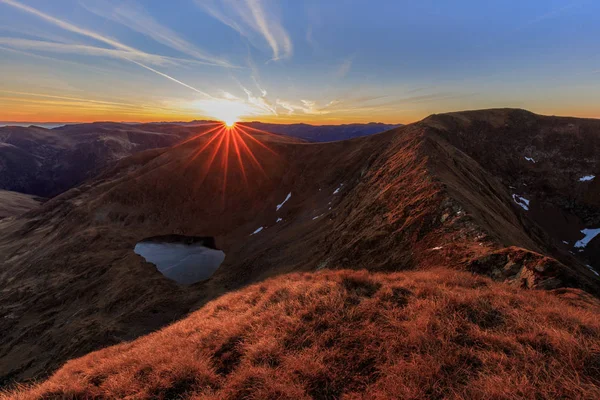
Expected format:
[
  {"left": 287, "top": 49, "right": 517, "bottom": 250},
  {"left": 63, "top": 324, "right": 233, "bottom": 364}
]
[{"left": 177, "top": 122, "right": 281, "bottom": 206}]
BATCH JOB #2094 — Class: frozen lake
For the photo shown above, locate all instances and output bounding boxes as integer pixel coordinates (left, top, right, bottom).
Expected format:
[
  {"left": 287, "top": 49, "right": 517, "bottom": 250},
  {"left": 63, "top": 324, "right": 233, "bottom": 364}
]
[{"left": 134, "top": 239, "right": 225, "bottom": 284}]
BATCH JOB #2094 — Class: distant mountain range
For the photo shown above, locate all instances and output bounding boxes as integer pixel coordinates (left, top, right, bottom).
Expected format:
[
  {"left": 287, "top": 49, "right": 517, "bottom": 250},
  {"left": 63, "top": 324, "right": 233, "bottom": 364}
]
[{"left": 0, "top": 122, "right": 399, "bottom": 197}]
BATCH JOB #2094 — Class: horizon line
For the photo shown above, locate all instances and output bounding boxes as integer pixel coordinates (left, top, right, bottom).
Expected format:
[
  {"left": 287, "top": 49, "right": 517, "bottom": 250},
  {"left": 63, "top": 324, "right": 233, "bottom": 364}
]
[{"left": 0, "top": 119, "right": 406, "bottom": 127}]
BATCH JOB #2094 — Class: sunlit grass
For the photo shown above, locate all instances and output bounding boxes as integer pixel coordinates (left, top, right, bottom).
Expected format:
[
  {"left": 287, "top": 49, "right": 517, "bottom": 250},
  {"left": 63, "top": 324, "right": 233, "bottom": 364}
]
[{"left": 7, "top": 269, "right": 600, "bottom": 399}]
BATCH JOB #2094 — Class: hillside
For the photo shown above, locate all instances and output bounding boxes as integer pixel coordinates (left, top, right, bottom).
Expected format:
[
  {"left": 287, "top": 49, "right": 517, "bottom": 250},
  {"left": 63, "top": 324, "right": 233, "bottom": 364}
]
[
  {"left": 0, "top": 190, "right": 42, "bottom": 219},
  {"left": 0, "top": 109, "right": 599, "bottom": 387},
  {"left": 242, "top": 122, "right": 401, "bottom": 142},
  {"left": 5, "top": 269, "right": 600, "bottom": 399}
]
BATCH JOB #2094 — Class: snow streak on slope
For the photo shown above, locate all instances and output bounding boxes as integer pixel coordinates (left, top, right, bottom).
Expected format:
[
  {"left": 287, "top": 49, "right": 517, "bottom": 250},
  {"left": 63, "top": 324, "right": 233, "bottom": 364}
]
[{"left": 574, "top": 228, "right": 600, "bottom": 248}]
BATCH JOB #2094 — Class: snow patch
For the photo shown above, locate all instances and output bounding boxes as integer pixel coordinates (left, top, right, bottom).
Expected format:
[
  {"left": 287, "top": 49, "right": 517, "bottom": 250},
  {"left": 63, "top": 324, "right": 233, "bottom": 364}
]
[
  {"left": 512, "top": 194, "right": 530, "bottom": 211},
  {"left": 276, "top": 218, "right": 282, "bottom": 223},
  {"left": 562, "top": 241, "right": 569, "bottom": 245},
  {"left": 574, "top": 228, "right": 600, "bottom": 248},
  {"left": 276, "top": 192, "right": 291, "bottom": 211},
  {"left": 524, "top": 156, "right": 536, "bottom": 163},
  {"left": 586, "top": 265, "right": 600, "bottom": 277},
  {"left": 251, "top": 227, "right": 264, "bottom": 235},
  {"left": 431, "top": 246, "right": 443, "bottom": 251},
  {"left": 312, "top": 214, "right": 325, "bottom": 220},
  {"left": 333, "top": 183, "right": 344, "bottom": 195},
  {"left": 579, "top": 175, "right": 595, "bottom": 182}
]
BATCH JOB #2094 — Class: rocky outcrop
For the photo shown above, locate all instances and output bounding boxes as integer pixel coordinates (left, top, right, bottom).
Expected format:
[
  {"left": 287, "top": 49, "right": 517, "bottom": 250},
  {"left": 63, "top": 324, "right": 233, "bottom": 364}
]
[{"left": 467, "top": 247, "right": 576, "bottom": 290}]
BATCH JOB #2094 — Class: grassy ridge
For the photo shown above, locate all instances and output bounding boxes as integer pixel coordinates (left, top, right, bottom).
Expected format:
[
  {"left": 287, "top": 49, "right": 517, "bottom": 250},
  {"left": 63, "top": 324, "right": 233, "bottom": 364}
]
[{"left": 6, "top": 268, "right": 600, "bottom": 399}]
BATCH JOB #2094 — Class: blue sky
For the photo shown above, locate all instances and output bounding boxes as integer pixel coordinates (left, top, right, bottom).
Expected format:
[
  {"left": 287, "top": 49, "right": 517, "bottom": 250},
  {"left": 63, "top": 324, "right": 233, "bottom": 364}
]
[{"left": 0, "top": 0, "right": 599, "bottom": 123}]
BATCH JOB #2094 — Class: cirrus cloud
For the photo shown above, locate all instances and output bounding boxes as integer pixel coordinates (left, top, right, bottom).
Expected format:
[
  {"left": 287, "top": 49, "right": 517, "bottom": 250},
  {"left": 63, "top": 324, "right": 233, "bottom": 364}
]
[{"left": 196, "top": 0, "right": 292, "bottom": 61}]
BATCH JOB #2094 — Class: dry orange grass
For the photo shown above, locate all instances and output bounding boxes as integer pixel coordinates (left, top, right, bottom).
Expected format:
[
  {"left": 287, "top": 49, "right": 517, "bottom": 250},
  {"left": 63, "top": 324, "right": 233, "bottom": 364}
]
[{"left": 5, "top": 269, "right": 600, "bottom": 399}]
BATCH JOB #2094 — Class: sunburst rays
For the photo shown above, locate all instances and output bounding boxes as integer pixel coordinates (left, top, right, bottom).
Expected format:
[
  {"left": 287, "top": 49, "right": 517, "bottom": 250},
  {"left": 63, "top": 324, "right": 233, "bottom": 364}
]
[{"left": 180, "top": 122, "right": 281, "bottom": 203}]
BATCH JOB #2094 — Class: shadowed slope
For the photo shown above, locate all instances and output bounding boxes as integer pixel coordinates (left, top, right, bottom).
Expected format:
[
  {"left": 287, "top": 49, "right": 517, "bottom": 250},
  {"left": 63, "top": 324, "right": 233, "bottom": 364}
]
[
  {"left": 5, "top": 269, "right": 600, "bottom": 399},
  {"left": 242, "top": 121, "right": 401, "bottom": 142},
  {"left": 421, "top": 109, "right": 600, "bottom": 273}
]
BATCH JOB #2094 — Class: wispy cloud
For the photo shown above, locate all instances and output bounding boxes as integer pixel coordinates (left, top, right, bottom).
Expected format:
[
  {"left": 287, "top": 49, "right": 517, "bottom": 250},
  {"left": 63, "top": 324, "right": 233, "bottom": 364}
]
[
  {"left": 1, "top": 0, "right": 142, "bottom": 55},
  {"left": 271, "top": 92, "right": 462, "bottom": 118},
  {"left": 0, "top": 44, "right": 122, "bottom": 76},
  {"left": 1, "top": 90, "right": 136, "bottom": 107},
  {"left": 275, "top": 99, "right": 332, "bottom": 115},
  {"left": 0, "top": 37, "right": 227, "bottom": 72},
  {"left": 0, "top": 37, "right": 176, "bottom": 66},
  {"left": 0, "top": 90, "right": 187, "bottom": 117},
  {"left": 335, "top": 56, "right": 354, "bottom": 79},
  {"left": 242, "top": 86, "right": 276, "bottom": 114},
  {"left": 275, "top": 99, "right": 295, "bottom": 115},
  {"left": 0, "top": 89, "right": 175, "bottom": 113},
  {"left": 0, "top": 0, "right": 213, "bottom": 97},
  {"left": 79, "top": 1, "right": 237, "bottom": 68},
  {"left": 197, "top": 0, "right": 292, "bottom": 61}
]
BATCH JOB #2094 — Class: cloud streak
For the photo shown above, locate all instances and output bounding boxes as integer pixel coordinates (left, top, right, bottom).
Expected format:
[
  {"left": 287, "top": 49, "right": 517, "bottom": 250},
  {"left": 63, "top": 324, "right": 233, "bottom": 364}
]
[
  {"left": 275, "top": 99, "right": 333, "bottom": 115},
  {"left": 0, "top": 90, "right": 179, "bottom": 114},
  {"left": 126, "top": 59, "right": 213, "bottom": 98},
  {"left": 241, "top": 85, "right": 276, "bottom": 115},
  {"left": 1, "top": 0, "right": 141, "bottom": 54},
  {"left": 335, "top": 57, "right": 354, "bottom": 79},
  {"left": 79, "top": 1, "right": 237, "bottom": 68},
  {"left": 0, "top": 37, "right": 176, "bottom": 66},
  {"left": 0, "top": 0, "right": 214, "bottom": 97},
  {"left": 197, "top": 0, "right": 292, "bottom": 61}
]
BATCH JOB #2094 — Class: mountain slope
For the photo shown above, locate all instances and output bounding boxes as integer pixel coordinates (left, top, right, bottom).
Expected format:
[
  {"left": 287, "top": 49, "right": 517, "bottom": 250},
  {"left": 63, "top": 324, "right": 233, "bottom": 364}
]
[
  {"left": 0, "top": 109, "right": 598, "bottom": 386},
  {"left": 0, "top": 190, "right": 42, "bottom": 219},
  {"left": 422, "top": 109, "right": 600, "bottom": 277},
  {"left": 0, "top": 123, "right": 217, "bottom": 197},
  {"left": 5, "top": 269, "right": 600, "bottom": 399},
  {"left": 242, "top": 121, "right": 401, "bottom": 142}
]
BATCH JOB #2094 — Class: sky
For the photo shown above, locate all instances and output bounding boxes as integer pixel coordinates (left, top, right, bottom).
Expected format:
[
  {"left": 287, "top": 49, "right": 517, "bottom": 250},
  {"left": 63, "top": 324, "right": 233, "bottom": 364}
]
[{"left": 0, "top": 0, "right": 599, "bottom": 125}]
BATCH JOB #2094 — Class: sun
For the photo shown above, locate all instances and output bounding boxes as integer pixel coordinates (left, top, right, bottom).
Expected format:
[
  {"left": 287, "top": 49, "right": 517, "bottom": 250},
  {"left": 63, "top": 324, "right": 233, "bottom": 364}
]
[{"left": 223, "top": 118, "right": 236, "bottom": 127}]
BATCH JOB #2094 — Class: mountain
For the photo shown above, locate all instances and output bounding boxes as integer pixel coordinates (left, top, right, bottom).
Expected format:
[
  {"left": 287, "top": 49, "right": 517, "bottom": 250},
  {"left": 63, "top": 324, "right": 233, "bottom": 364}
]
[
  {"left": 241, "top": 122, "right": 401, "bottom": 142},
  {"left": 0, "top": 190, "right": 42, "bottom": 219},
  {"left": 0, "top": 109, "right": 599, "bottom": 394},
  {"left": 0, "top": 122, "right": 397, "bottom": 198},
  {"left": 422, "top": 109, "right": 600, "bottom": 278},
  {"left": 0, "top": 123, "right": 215, "bottom": 197}
]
